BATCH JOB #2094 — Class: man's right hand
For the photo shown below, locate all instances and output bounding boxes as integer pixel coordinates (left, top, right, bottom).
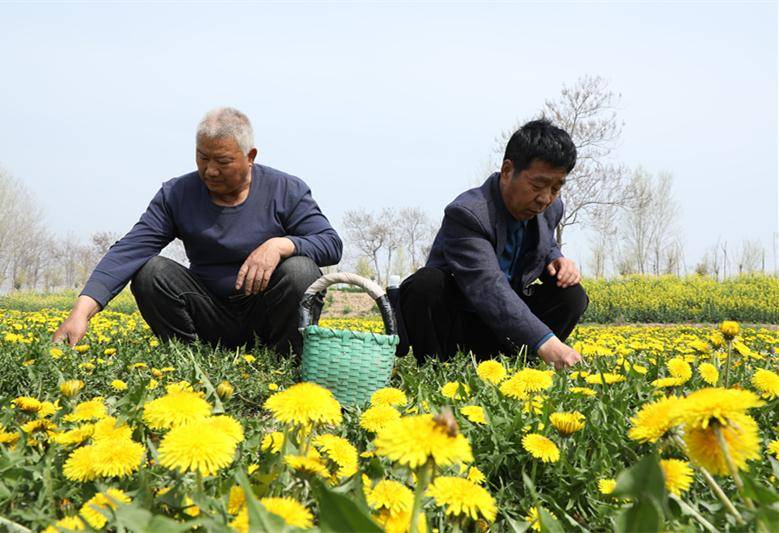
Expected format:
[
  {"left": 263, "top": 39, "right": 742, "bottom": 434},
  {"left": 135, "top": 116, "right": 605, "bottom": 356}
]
[
  {"left": 536, "top": 336, "right": 582, "bottom": 370},
  {"left": 52, "top": 295, "right": 100, "bottom": 347}
]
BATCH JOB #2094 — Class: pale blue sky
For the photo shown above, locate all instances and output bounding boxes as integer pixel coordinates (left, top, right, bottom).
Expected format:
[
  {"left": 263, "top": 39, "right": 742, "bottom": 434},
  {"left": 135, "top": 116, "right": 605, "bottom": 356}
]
[{"left": 1, "top": 1, "right": 777, "bottom": 272}]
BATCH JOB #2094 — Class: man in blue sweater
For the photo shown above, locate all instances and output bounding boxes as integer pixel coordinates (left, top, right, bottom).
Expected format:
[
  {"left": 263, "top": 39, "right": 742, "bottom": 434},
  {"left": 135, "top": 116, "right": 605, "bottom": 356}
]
[
  {"left": 398, "top": 119, "right": 586, "bottom": 369},
  {"left": 52, "top": 107, "right": 342, "bottom": 355}
]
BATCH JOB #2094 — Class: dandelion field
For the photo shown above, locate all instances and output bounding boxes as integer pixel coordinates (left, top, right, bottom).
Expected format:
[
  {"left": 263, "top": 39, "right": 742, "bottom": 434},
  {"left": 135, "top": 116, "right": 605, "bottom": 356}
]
[{"left": 0, "top": 307, "right": 778, "bottom": 532}]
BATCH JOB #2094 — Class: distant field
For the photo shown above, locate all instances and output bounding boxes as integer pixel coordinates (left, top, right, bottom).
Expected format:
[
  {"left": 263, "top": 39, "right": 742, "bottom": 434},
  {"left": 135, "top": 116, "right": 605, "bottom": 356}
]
[{"left": 3, "top": 274, "right": 777, "bottom": 324}]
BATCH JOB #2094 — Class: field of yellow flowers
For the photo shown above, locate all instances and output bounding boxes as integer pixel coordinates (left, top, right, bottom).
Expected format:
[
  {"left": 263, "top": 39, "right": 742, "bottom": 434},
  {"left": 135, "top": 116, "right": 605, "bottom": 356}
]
[{"left": 0, "top": 308, "right": 777, "bottom": 532}]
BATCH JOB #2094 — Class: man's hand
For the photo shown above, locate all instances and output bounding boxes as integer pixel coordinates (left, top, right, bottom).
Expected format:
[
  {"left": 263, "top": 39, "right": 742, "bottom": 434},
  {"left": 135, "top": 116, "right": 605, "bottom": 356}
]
[
  {"left": 235, "top": 237, "right": 295, "bottom": 295},
  {"left": 537, "top": 336, "right": 582, "bottom": 370},
  {"left": 546, "top": 257, "right": 581, "bottom": 288},
  {"left": 52, "top": 295, "right": 100, "bottom": 347}
]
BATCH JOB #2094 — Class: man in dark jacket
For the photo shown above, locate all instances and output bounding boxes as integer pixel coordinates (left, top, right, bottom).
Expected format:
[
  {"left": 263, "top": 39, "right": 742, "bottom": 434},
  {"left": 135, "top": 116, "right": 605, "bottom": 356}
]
[
  {"left": 398, "top": 119, "right": 586, "bottom": 369},
  {"left": 52, "top": 107, "right": 342, "bottom": 355}
]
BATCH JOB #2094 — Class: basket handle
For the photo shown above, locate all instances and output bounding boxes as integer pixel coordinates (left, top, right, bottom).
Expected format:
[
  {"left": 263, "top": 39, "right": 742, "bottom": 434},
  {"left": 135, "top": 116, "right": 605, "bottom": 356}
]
[{"left": 299, "top": 272, "right": 398, "bottom": 335}]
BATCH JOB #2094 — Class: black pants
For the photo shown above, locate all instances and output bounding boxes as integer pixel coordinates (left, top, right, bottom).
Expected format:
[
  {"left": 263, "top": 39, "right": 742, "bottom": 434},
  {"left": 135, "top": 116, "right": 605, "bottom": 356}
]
[
  {"left": 130, "top": 256, "right": 321, "bottom": 355},
  {"left": 397, "top": 267, "right": 589, "bottom": 362}
]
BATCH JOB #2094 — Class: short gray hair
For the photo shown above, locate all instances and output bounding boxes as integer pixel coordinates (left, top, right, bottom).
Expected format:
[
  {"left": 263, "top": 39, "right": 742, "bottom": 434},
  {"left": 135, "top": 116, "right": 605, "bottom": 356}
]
[{"left": 196, "top": 107, "right": 255, "bottom": 154}]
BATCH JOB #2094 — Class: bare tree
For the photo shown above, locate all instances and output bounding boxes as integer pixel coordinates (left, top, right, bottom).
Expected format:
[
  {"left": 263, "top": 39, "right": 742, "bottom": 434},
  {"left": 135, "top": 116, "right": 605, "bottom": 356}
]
[
  {"left": 736, "top": 239, "right": 764, "bottom": 274},
  {"left": 343, "top": 209, "right": 388, "bottom": 286},
  {"left": 647, "top": 172, "right": 680, "bottom": 275},
  {"left": 618, "top": 168, "right": 653, "bottom": 274},
  {"left": 493, "top": 75, "right": 632, "bottom": 247},
  {"left": 586, "top": 204, "right": 619, "bottom": 278},
  {"left": 397, "top": 207, "right": 432, "bottom": 272}
]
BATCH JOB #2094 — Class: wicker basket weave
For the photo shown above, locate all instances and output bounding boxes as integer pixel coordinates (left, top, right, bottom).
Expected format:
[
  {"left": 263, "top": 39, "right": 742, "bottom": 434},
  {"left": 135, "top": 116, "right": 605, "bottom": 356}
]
[{"left": 298, "top": 272, "right": 399, "bottom": 406}]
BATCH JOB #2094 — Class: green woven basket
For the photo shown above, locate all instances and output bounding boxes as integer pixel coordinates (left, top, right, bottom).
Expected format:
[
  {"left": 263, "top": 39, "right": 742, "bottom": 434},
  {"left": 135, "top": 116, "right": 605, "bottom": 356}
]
[{"left": 298, "top": 272, "right": 399, "bottom": 406}]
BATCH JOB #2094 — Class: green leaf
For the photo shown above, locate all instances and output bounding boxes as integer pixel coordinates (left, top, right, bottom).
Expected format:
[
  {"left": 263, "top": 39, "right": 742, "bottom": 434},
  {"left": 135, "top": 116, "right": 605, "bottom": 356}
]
[
  {"left": 741, "top": 472, "right": 779, "bottom": 505},
  {"left": 235, "top": 470, "right": 287, "bottom": 533},
  {"left": 538, "top": 506, "right": 566, "bottom": 533},
  {"left": 312, "top": 478, "right": 382, "bottom": 533},
  {"left": 611, "top": 454, "right": 666, "bottom": 502},
  {"left": 183, "top": 347, "right": 225, "bottom": 414},
  {"left": 616, "top": 497, "right": 663, "bottom": 533}
]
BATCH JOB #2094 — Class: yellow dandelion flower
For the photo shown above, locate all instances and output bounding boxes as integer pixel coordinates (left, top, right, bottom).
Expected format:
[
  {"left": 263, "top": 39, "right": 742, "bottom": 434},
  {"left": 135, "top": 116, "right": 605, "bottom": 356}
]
[
  {"left": 370, "top": 387, "right": 408, "bottom": 407},
  {"left": 767, "top": 440, "right": 779, "bottom": 459},
  {"left": 90, "top": 438, "right": 145, "bottom": 478},
  {"left": 261, "top": 431, "right": 285, "bottom": 453},
  {"left": 374, "top": 414, "right": 473, "bottom": 468},
  {"left": 441, "top": 381, "right": 471, "bottom": 400},
  {"left": 165, "top": 381, "right": 193, "bottom": 393},
  {"left": 719, "top": 321, "right": 740, "bottom": 339},
  {"left": 110, "top": 380, "right": 128, "bottom": 392},
  {"left": 366, "top": 479, "right": 413, "bottom": 514},
  {"left": 698, "top": 363, "right": 719, "bottom": 386},
  {"left": 229, "top": 506, "right": 249, "bottom": 533},
  {"left": 21, "top": 418, "right": 57, "bottom": 438},
  {"left": 74, "top": 344, "right": 90, "bottom": 353},
  {"left": 44, "top": 515, "right": 84, "bottom": 532},
  {"left": 258, "top": 497, "right": 314, "bottom": 529},
  {"left": 598, "top": 479, "right": 617, "bottom": 495},
  {"left": 585, "top": 373, "right": 625, "bottom": 385},
  {"left": 206, "top": 415, "right": 245, "bottom": 444},
  {"left": 569, "top": 386, "right": 597, "bottom": 397},
  {"left": 522, "top": 434, "right": 560, "bottom": 463},
  {"left": 92, "top": 416, "right": 133, "bottom": 441},
  {"left": 79, "top": 488, "right": 130, "bottom": 529},
  {"left": 752, "top": 368, "right": 779, "bottom": 400},
  {"left": 360, "top": 405, "right": 401, "bottom": 433},
  {"left": 64, "top": 398, "right": 107, "bottom": 422},
  {"left": 216, "top": 381, "right": 234, "bottom": 400},
  {"left": 268, "top": 383, "right": 279, "bottom": 391},
  {"left": 476, "top": 360, "right": 507, "bottom": 384},
  {"left": 284, "top": 453, "right": 329, "bottom": 476},
  {"left": 60, "top": 379, "right": 85, "bottom": 397},
  {"left": 524, "top": 506, "right": 541, "bottom": 532},
  {"left": 104, "top": 348, "right": 117, "bottom": 356},
  {"left": 182, "top": 496, "right": 200, "bottom": 517},
  {"left": 667, "top": 358, "right": 692, "bottom": 382},
  {"left": 63, "top": 446, "right": 98, "bottom": 482},
  {"left": 499, "top": 374, "right": 530, "bottom": 400},
  {"left": 660, "top": 459, "right": 693, "bottom": 495},
  {"left": 0, "top": 426, "right": 20, "bottom": 446},
  {"left": 49, "top": 347, "right": 65, "bottom": 359},
  {"left": 550, "top": 411, "right": 586, "bottom": 436},
  {"left": 313, "top": 434, "right": 358, "bottom": 480},
  {"left": 242, "top": 354, "right": 255, "bottom": 363},
  {"left": 157, "top": 417, "right": 242, "bottom": 476},
  {"left": 460, "top": 405, "right": 487, "bottom": 425},
  {"left": 466, "top": 466, "right": 486, "bottom": 485},
  {"left": 53, "top": 425, "right": 95, "bottom": 446},
  {"left": 427, "top": 476, "right": 497, "bottom": 523},
  {"left": 513, "top": 368, "right": 554, "bottom": 392},
  {"left": 685, "top": 413, "right": 761, "bottom": 475},
  {"left": 12, "top": 396, "right": 42, "bottom": 413},
  {"left": 227, "top": 486, "right": 246, "bottom": 515},
  {"left": 651, "top": 377, "right": 685, "bottom": 388},
  {"left": 264, "top": 382, "right": 342, "bottom": 426},
  {"left": 376, "top": 509, "right": 427, "bottom": 533},
  {"left": 627, "top": 396, "right": 683, "bottom": 443},
  {"left": 680, "top": 387, "right": 764, "bottom": 429},
  {"left": 631, "top": 364, "right": 648, "bottom": 375},
  {"left": 142, "top": 390, "right": 211, "bottom": 430},
  {"left": 37, "top": 400, "right": 60, "bottom": 418}
]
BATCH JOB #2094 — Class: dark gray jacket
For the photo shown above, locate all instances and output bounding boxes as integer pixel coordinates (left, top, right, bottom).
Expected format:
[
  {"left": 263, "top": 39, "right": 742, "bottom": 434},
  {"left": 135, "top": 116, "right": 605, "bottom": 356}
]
[{"left": 426, "top": 173, "right": 563, "bottom": 349}]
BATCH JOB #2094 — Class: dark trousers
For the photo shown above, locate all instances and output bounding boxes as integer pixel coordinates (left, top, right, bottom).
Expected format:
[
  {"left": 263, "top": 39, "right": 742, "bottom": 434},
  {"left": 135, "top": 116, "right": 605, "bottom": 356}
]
[
  {"left": 130, "top": 255, "right": 321, "bottom": 355},
  {"left": 398, "top": 267, "right": 589, "bottom": 362}
]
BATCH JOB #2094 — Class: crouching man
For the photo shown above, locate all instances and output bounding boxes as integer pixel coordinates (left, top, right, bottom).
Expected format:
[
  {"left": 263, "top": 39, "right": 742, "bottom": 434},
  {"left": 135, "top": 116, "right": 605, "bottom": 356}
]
[
  {"left": 399, "top": 119, "right": 587, "bottom": 369},
  {"left": 53, "top": 107, "right": 342, "bottom": 355}
]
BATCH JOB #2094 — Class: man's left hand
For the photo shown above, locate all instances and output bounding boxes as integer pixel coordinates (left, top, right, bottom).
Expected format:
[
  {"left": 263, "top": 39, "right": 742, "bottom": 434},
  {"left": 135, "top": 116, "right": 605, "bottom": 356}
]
[
  {"left": 235, "top": 237, "right": 295, "bottom": 295},
  {"left": 546, "top": 257, "right": 581, "bottom": 288}
]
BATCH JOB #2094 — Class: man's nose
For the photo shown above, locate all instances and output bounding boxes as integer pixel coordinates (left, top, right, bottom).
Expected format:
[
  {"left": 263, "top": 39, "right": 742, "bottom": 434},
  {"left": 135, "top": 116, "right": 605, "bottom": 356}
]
[{"left": 205, "top": 163, "right": 220, "bottom": 176}]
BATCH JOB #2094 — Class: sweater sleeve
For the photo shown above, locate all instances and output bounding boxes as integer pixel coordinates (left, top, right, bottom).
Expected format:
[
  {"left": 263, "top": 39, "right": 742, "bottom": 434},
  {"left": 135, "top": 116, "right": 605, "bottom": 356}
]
[
  {"left": 80, "top": 187, "right": 176, "bottom": 308},
  {"left": 544, "top": 200, "right": 564, "bottom": 265},
  {"left": 442, "top": 204, "right": 552, "bottom": 350},
  {"left": 283, "top": 185, "right": 343, "bottom": 267}
]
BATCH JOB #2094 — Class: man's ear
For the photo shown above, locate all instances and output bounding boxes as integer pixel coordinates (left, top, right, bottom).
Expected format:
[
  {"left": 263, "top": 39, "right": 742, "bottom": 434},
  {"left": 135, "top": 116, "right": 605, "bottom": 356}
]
[
  {"left": 500, "top": 159, "right": 515, "bottom": 180},
  {"left": 247, "top": 148, "right": 258, "bottom": 164}
]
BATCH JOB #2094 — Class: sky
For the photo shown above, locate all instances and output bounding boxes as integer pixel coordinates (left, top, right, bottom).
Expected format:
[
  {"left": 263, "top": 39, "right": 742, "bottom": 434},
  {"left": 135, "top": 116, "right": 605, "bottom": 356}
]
[{"left": 1, "top": 1, "right": 777, "bottom": 274}]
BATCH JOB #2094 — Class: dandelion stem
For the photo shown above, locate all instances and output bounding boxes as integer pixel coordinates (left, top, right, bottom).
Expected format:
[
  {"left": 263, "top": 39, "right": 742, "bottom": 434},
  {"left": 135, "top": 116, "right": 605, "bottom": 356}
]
[
  {"left": 671, "top": 435, "right": 744, "bottom": 525},
  {"left": 669, "top": 494, "right": 717, "bottom": 533},
  {"left": 410, "top": 459, "right": 432, "bottom": 533},
  {"left": 724, "top": 340, "right": 733, "bottom": 388},
  {"left": 713, "top": 425, "right": 754, "bottom": 510}
]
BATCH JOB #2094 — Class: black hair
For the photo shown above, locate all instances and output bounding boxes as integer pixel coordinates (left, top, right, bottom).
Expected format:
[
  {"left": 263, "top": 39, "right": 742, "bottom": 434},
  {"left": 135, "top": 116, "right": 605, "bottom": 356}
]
[{"left": 503, "top": 119, "right": 577, "bottom": 174}]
